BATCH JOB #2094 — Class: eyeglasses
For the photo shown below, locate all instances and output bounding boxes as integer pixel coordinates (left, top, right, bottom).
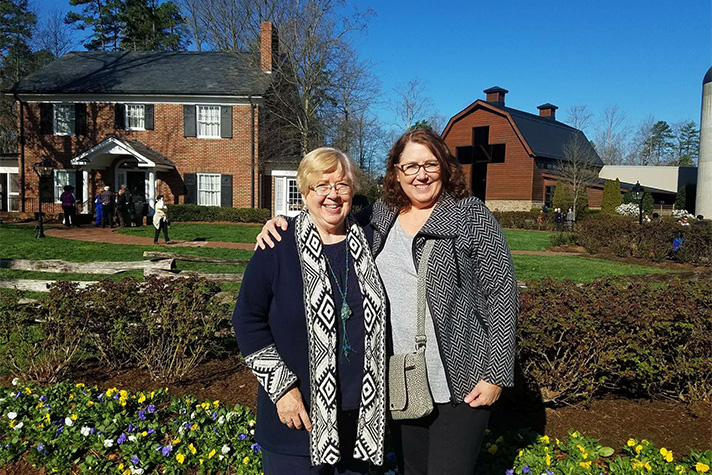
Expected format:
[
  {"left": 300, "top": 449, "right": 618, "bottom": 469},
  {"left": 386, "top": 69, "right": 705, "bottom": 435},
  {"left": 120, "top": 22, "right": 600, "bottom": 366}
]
[
  {"left": 309, "top": 183, "right": 352, "bottom": 196},
  {"left": 395, "top": 161, "right": 441, "bottom": 176}
]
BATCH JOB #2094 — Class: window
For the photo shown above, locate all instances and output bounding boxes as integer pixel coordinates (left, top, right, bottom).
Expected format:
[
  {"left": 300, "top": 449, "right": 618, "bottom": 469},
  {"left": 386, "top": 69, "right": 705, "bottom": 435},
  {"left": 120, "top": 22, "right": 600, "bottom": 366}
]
[
  {"left": 54, "top": 170, "right": 76, "bottom": 203},
  {"left": 126, "top": 104, "right": 145, "bottom": 130},
  {"left": 197, "top": 106, "right": 220, "bottom": 138},
  {"left": 545, "top": 186, "right": 555, "bottom": 208},
  {"left": 54, "top": 104, "right": 75, "bottom": 135},
  {"left": 287, "top": 178, "right": 302, "bottom": 211},
  {"left": 197, "top": 173, "right": 221, "bottom": 206},
  {"left": 8, "top": 173, "right": 19, "bottom": 212}
]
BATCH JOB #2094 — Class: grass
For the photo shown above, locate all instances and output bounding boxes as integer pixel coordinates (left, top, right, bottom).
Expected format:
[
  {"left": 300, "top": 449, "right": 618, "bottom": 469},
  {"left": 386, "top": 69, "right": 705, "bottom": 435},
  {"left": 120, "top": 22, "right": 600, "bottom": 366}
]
[
  {"left": 512, "top": 255, "right": 677, "bottom": 283},
  {"left": 116, "top": 223, "right": 262, "bottom": 243},
  {"left": 502, "top": 229, "right": 559, "bottom": 251}
]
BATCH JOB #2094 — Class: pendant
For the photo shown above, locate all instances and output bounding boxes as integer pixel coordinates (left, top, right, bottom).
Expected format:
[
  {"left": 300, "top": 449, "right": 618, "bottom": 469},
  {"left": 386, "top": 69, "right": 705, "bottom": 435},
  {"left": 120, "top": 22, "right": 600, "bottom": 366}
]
[{"left": 340, "top": 301, "right": 351, "bottom": 321}]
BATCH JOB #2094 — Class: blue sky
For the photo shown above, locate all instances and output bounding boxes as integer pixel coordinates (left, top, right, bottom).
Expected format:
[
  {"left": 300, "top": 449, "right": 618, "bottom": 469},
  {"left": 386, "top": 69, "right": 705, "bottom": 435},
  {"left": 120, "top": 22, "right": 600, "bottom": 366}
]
[{"left": 38, "top": 0, "right": 711, "bottom": 134}]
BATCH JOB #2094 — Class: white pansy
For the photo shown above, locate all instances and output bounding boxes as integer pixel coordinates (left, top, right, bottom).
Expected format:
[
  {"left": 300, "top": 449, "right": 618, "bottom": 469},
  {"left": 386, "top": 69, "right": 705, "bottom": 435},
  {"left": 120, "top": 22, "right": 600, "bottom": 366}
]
[
  {"left": 250, "top": 429, "right": 254, "bottom": 435},
  {"left": 128, "top": 435, "right": 138, "bottom": 442},
  {"left": 65, "top": 417, "right": 74, "bottom": 426},
  {"left": 190, "top": 412, "right": 196, "bottom": 420},
  {"left": 219, "top": 455, "right": 224, "bottom": 461},
  {"left": 217, "top": 415, "right": 225, "bottom": 425},
  {"left": 11, "top": 378, "right": 19, "bottom": 386},
  {"left": 80, "top": 426, "right": 91, "bottom": 436},
  {"left": 221, "top": 445, "right": 230, "bottom": 454},
  {"left": 131, "top": 468, "right": 144, "bottom": 475},
  {"left": 13, "top": 422, "right": 23, "bottom": 430},
  {"left": 7, "top": 412, "right": 17, "bottom": 420},
  {"left": 178, "top": 426, "right": 185, "bottom": 434},
  {"left": 104, "top": 439, "right": 114, "bottom": 448}
]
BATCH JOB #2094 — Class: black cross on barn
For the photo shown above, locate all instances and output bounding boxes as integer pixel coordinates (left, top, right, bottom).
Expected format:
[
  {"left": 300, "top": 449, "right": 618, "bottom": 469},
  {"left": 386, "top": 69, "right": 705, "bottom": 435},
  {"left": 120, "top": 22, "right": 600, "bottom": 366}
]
[{"left": 455, "top": 126, "right": 506, "bottom": 201}]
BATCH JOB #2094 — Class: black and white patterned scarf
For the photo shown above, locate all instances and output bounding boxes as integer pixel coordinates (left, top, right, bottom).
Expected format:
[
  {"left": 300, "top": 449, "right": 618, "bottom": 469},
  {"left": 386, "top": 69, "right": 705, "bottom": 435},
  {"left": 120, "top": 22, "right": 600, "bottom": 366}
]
[{"left": 294, "top": 210, "right": 387, "bottom": 466}]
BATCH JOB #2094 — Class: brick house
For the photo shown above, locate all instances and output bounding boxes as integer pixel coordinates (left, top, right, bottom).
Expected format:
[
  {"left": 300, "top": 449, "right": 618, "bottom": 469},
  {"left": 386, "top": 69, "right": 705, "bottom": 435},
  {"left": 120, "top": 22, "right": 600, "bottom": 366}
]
[
  {"left": 7, "top": 22, "right": 301, "bottom": 219},
  {"left": 442, "top": 86, "right": 604, "bottom": 211}
]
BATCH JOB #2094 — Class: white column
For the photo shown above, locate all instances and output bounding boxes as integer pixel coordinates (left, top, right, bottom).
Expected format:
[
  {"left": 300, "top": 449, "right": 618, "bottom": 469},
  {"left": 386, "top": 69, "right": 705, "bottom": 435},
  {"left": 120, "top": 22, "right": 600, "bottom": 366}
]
[
  {"left": 147, "top": 171, "right": 156, "bottom": 216},
  {"left": 697, "top": 76, "right": 712, "bottom": 217},
  {"left": 82, "top": 170, "right": 90, "bottom": 214}
]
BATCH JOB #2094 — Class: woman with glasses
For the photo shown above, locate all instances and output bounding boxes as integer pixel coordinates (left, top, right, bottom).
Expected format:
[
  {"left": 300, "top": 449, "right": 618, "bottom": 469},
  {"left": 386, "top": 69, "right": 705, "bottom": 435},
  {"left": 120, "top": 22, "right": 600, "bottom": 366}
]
[
  {"left": 233, "top": 147, "right": 388, "bottom": 475},
  {"left": 258, "top": 129, "right": 518, "bottom": 474}
]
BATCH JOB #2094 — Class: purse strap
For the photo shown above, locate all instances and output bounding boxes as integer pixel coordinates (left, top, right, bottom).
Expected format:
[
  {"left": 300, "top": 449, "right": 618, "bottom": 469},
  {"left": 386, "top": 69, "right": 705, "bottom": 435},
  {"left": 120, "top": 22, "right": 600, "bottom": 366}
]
[{"left": 415, "top": 239, "right": 435, "bottom": 350}]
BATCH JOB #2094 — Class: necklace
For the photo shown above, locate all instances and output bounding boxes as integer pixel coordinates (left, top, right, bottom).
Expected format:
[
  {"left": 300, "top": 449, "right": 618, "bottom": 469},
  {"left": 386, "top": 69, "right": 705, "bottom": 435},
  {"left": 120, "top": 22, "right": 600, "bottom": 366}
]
[{"left": 324, "top": 235, "right": 354, "bottom": 360}]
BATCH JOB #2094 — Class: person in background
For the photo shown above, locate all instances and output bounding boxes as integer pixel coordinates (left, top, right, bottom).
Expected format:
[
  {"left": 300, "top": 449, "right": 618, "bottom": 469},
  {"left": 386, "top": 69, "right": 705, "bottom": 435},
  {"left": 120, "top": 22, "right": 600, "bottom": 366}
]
[
  {"left": 566, "top": 207, "right": 574, "bottom": 231},
  {"left": 99, "top": 186, "right": 114, "bottom": 228},
  {"left": 60, "top": 185, "right": 76, "bottom": 227},
  {"left": 153, "top": 195, "right": 173, "bottom": 244},
  {"left": 679, "top": 216, "right": 691, "bottom": 226},
  {"left": 652, "top": 212, "right": 660, "bottom": 223},
  {"left": 116, "top": 185, "right": 129, "bottom": 227},
  {"left": 233, "top": 147, "right": 387, "bottom": 474},
  {"left": 94, "top": 191, "right": 103, "bottom": 227},
  {"left": 537, "top": 209, "right": 544, "bottom": 230},
  {"left": 694, "top": 215, "right": 708, "bottom": 226}
]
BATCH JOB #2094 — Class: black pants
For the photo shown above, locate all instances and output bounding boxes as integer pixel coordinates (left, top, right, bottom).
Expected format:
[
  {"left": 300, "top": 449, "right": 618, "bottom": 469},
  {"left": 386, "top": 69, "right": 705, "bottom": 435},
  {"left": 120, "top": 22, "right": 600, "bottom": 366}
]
[
  {"left": 101, "top": 204, "right": 114, "bottom": 227},
  {"left": 154, "top": 219, "right": 170, "bottom": 243},
  {"left": 62, "top": 206, "right": 75, "bottom": 226},
  {"left": 261, "top": 410, "right": 369, "bottom": 475},
  {"left": 391, "top": 403, "right": 490, "bottom": 475}
]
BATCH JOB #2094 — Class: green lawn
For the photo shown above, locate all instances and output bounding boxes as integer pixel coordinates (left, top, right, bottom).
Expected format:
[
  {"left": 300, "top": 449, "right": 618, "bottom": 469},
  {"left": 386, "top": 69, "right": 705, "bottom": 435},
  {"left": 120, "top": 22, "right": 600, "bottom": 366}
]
[
  {"left": 116, "top": 222, "right": 262, "bottom": 244},
  {"left": 512, "top": 255, "right": 676, "bottom": 283},
  {"left": 502, "top": 229, "right": 559, "bottom": 251}
]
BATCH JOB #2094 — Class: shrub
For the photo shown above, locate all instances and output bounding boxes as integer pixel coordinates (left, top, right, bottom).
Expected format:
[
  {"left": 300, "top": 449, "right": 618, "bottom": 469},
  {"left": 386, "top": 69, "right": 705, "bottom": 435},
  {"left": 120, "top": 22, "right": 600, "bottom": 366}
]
[
  {"left": 493, "top": 211, "right": 555, "bottom": 230},
  {"left": 168, "top": 205, "right": 270, "bottom": 223},
  {"left": 518, "top": 279, "right": 712, "bottom": 405},
  {"left": 549, "top": 233, "right": 576, "bottom": 247}
]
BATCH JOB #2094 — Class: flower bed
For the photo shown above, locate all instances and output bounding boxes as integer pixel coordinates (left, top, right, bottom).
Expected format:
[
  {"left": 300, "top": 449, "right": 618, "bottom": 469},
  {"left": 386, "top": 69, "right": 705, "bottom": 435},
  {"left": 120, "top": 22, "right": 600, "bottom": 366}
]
[{"left": 0, "top": 381, "right": 262, "bottom": 474}]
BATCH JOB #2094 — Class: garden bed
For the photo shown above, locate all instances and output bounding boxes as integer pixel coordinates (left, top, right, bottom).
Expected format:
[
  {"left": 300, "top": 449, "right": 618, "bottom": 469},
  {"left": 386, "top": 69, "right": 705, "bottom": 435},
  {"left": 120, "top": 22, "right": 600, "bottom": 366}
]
[{"left": 2, "top": 357, "right": 709, "bottom": 475}]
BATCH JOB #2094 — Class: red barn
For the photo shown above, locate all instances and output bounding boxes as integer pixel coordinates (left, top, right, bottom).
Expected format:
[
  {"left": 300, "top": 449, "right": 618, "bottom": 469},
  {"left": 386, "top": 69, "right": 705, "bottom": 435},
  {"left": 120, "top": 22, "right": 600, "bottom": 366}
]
[{"left": 442, "top": 87, "right": 604, "bottom": 211}]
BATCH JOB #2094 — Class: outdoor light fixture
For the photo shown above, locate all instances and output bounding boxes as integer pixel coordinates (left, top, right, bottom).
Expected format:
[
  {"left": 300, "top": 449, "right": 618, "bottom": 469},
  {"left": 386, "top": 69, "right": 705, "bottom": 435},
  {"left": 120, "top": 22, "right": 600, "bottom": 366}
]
[
  {"left": 630, "top": 181, "right": 645, "bottom": 225},
  {"left": 32, "top": 156, "right": 56, "bottom": 238}
]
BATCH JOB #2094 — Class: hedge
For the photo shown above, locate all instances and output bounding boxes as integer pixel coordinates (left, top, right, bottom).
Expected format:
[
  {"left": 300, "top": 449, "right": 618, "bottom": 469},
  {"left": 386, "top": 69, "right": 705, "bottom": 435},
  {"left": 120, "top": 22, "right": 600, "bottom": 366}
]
[
  {"left": 3, "top": 277, "right": 710, "bottom": 407},
  {"left": 575, "top": 215, "right": 712, "bottom": 264},
  {"left": 167, "top": 205, "right": 270, "bottom": 224}
]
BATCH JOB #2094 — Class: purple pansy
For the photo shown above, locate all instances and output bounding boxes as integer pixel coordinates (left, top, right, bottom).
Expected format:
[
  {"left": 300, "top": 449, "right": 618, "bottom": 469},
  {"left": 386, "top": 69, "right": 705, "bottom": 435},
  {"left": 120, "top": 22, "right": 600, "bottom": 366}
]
[
  {"left": 117, "top": 433, "right": 127, "bottom": 445},
  {"left": 56, "top": 426, "right": 64, "bottom": 435},
  {"left": 146, "top": 405, "right": 156, "bottom": 414},
  {"left": 138, "top": 410, "right": 146, "bottom": 420},
  {"left": 505, "top": 470, "right": 514, "bottom": 475},
  {"left": 179, "top": 408, "right": 187, "bottom": 414},
  {"left": 39, "top": 396, "right": 47, "bottom": 402},
  {"left": 162, "top": 444, "right": 173, "bottom": 457},
  {"left": 211, "top": 411, "right": 217, "bottom": 420},
  {"left": 522, "top": 466, "right": 531, "bottom": 474},
  {"left": 238, "top": 433, "right": 247, "bottom": 440},
  {"left": 127, "top": 424, "right": 135, "bottom": 433},
  {"left": 131, "top": 455, "right": 140, "bottom": 465},
  {"left": 184, "top": 423, "right": 192, "bottom": 430},
  {"left": 147, "top": 429, "right": 156, "bottom": 435},
  {"left": 36, "top": 444, "right": 44, "bottom": 452},
  {"left": 251, "top": 443, "right": 261, "bottom": 454}
]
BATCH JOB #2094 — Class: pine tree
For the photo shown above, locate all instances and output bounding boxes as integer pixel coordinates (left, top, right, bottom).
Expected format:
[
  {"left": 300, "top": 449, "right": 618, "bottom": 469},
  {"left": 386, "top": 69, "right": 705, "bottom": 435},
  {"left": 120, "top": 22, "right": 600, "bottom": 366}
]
[
  {"left": 675, "top": 185, "right": 687, "bottom": 211},
  {"left": 552, "top": 180, "right": 573, "bottom": 211},
  {"left": 600, "top": 179, "right": 616, "bottom": 214},
  {"left": 65, "top": 0, "right": 123, "bottom": 51},
  {"left": 120, "top": 0, "right": 184, "bottom": 51}
]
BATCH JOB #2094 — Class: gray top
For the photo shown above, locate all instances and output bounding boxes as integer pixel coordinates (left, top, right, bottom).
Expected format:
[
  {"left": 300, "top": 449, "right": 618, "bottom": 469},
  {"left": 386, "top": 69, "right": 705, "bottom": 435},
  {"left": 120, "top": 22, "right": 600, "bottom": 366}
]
[{"left": 376, "top": 219, "right": 451, "bottom": 403}]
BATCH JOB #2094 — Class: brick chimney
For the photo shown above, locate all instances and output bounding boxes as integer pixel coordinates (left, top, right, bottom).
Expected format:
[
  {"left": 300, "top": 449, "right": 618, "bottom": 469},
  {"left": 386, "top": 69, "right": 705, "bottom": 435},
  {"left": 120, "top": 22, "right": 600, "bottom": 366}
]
[
  {"left": 260, "top": 22, "right": 278, "bottom": 73},
  {"left": 537, "top": 103, "right": 558, "bottom": 120},
  {"left": 483, "top": 86, "right": 508, "bottom": 107}
]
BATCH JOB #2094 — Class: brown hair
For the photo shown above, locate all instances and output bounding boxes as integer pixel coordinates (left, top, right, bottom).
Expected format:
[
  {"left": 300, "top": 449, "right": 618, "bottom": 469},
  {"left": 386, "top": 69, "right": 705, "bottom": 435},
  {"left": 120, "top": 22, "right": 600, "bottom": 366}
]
[{"left": 381, "top": 128, "right": 468, "bottom": 211}]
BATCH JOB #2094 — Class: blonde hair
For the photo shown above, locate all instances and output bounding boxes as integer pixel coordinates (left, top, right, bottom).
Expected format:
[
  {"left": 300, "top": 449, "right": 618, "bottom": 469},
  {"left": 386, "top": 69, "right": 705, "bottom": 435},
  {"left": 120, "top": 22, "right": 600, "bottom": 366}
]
[{"left": 296, "top": 147, "right": 359, "bottom": 195}]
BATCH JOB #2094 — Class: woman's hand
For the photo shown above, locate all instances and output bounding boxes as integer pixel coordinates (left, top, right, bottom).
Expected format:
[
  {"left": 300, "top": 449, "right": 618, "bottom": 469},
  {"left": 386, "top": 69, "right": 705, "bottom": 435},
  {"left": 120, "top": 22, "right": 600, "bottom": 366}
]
[
  {"left": 276, "top": 387, "right": 312, "bottom": 431},
  {"left": 255, "top": 216, "right": 289, "bottom": 250},
  {"left": 463, "top": 380, "right": 502, "bottom": 408}
]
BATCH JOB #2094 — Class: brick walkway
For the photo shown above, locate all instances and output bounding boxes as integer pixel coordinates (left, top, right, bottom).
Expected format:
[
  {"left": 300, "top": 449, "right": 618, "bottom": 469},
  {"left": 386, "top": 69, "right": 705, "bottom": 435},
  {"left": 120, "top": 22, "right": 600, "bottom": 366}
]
[{"left": 43, "top": 225, "right": 254, "bottom": 250}]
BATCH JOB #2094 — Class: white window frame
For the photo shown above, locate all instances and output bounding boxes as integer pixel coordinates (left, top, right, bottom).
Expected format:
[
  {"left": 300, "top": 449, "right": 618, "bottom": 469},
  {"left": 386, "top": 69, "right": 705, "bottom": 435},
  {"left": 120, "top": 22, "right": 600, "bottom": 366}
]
[
  {"left": 197, "top": 173, "right": 221, "bottom": 206},
  {"left": 125, "top": 104, "right": 146, "bottom": 130},
  {"left": 8, "top": 172, "right": 19, "bottom": 212},
  {"left": 287, "top": 178, "right": 302, "bottom": 212},
  {"left": 54, "top": 169, "right": 77, "bottom": 203},
  {"left": 196, "top": 105, "right": 221, "bottom": 139},
  {"left": 53, "top": 104, "right": 75, "bottom": 135}
]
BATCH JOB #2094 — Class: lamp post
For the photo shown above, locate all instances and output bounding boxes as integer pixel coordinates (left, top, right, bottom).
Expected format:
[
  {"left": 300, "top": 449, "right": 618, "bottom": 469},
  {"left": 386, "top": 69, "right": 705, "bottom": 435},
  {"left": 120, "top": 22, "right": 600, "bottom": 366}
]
[
  {"left": 32, "top": 157, "right": 55, "bottom": 238},
  {"left": 630, "top": 181, "right": 645, "bottom": 225}
]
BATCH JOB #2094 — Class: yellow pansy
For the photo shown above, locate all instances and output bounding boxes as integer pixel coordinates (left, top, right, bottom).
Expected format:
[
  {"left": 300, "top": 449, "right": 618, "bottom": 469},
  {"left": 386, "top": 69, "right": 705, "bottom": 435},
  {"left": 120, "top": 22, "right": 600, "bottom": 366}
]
[
  {"left": 696, "top": 462, "right": 710, "bottom": 473},
  {"left": 70, "top": 414, "right": 77, "bottom": 421},
  {"left": 122, "top": 470, "right": 131, "bottom": 475},
  {"left": 518, "top": 450, "right": 523, "bottom": 457},
  {"left": 141, "top": 431, "right": 148, "bottom": 437},
  {"left": 118, "top": 463, "right": 124, "bottom": 470},
  {"left": 87, "top": 401, "right": 94, "bottom": 407},
  {"left": 149, "top": 391, "right": 155, "bottom": 399},
  {"left": 106, "top": 388, "right": 116, "bottom": 397},
  {"left": 69, "top": 393, "right": 74, "bottom": 400},
  {"left": 660, "top": 448, "right": 673, "bottom": 462},
  {"left": 75, "top": 383, "right": 85, "bottom": 388},
  {"left": 636, "top": 445, "right": 643, "bottom": 454},
  {"left": 546, "top": 454, "right": 551, "bottom": 466},
  {"left": 199, "top": 459, "right": 204, "bottom": 465},
  {"left": 645, "top": 461, "right": 652, "bottom": 471},
  {"left": 213, "top": 400, "right": 220, "bottom": 408},
  {"left": 208, "top": 449, "right": 216, "bottom": 459},
  {"left": 627, "top": 439, "right": 636, "bottom": 447},
  {"left": 243, "top": 457, "right": 250, "bottom": 464},
  {"left": 642, "top": 439, "right": 649, "bottom": 446},
  {"left": 577, "top": 444, "right": 586, "bottom": 453},
  {"left": 45, "top": 413, "right": 50, "bottom": 422},
  {"left": 579, "top": 461, "right": 591, "bottom": 469},
  {"left": 138, "top": 393, "right": 146, "bottom": 403},
  {"left": 540, "top": 435, "right": 550, "bottom": 444},
  {"left": 172, "top": 439, "right": 181, "bottom": 445},
  {"left": 176, "top": 453, "right": 185, "bottom": 464},
  {"left": 676, "top": 465, "right": 686, "bottom": 474},
  {"left": 189, "top": 444, "right": 197, "bottom": 455},
  {"left": 191, "top": 424, "right": 198, "bottom": 431},
  {"left": 572, "top": 431, "right": 579, "bottom": 438},
  {"left": 9, "top": 421, "right": 14, "bottom": 429},
  {"left": 24, "top": 387, "right": 32, "bottom": 394},
  {"left": 488, "top": 444, "right": 497, "bottom": 455},
  {"left": 36, "top": 402, "right": 43, "bottom": 409}
]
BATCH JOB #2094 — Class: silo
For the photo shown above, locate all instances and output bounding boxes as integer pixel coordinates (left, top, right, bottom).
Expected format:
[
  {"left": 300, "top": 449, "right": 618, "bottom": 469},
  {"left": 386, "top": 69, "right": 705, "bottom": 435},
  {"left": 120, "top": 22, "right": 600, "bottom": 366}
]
[{"left": 697, "top": 66, "right": 712, "bottom": 217}]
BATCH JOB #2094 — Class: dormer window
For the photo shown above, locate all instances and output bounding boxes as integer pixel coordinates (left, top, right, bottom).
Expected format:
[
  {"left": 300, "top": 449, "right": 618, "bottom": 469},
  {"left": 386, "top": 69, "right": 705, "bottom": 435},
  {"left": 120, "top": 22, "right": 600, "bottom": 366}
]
[
  {"left": 126, "top": 104, "right": 146, "bottom": 130},
  {"left": 54, "top": 104, "right": 75, "bottom": 135}
]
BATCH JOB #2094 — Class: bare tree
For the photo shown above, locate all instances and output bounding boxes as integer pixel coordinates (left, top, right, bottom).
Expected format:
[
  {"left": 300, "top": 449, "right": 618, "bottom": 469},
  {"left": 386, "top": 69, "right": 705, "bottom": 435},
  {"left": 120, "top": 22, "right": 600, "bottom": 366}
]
[
  {"left": 176, "top": 0, "right": 208, "bottom": 51},
  {"left": 594, "top": 105, "right": 630, "bottom": 165},
  {"left": 564, "top": 104, "right": 593, "bottom": 132},
  {"left": 350, "top": 111, "right": 387, "bottom": 173},
  {"left": 557, "top": 132, "right": 600, "bottom": 221},
  {"left": 37, "top": 7, "right": 79, "bottom": 58},
  {"left": 392, "top": 78, "right": 435, "bottom": 131}
]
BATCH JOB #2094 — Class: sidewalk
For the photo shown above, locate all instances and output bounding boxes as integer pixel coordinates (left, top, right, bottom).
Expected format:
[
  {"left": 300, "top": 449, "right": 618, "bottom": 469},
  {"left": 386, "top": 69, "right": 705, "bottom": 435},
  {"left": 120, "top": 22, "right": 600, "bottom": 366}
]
[
  {"left": 43, "top": 225, "right": 254, "bottom": 250},
  {"left": 42, "top": 224, "right": 582, "bottom": 256}
]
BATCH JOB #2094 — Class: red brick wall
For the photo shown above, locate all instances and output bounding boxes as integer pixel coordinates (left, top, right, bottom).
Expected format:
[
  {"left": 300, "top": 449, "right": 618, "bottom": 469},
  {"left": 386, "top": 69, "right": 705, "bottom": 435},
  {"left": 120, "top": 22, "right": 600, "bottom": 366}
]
[
  {"left": 20, "top": 101, "right": 260, "bottom": 212},
  {"left": 443, "top": 106, "right": 534, "bottom": 201}
]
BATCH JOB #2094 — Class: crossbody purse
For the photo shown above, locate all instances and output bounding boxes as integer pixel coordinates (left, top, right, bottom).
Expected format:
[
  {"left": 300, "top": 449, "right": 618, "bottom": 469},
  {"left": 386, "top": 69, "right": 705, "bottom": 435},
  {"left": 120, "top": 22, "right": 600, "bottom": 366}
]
[{"left": 388, "top": 239, "right": 435, "bottom": 420}]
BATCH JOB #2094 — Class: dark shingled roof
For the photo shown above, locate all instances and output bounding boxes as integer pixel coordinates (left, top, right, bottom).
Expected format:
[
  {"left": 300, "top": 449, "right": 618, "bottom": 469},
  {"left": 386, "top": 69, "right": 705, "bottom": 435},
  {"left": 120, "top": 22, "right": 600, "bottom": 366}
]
[
  {"left": 499, "top": 105, "right": 603, "bottom": 165},
  {"left": 120, "top": 139, "right": 175, "bottom": 167},
  {"left": 10, "top": 51, "right": 270, "bottom": 96}
]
